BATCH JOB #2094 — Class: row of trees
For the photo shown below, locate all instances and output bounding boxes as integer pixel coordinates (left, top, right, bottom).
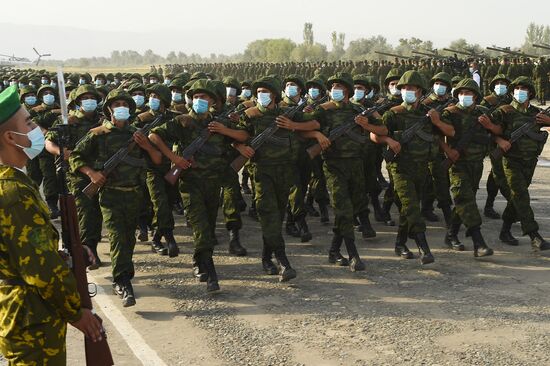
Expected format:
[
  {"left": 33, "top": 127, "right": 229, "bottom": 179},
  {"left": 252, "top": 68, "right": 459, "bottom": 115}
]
[{"left": 46, "top": 22, "right": 550, "bottom": 67}]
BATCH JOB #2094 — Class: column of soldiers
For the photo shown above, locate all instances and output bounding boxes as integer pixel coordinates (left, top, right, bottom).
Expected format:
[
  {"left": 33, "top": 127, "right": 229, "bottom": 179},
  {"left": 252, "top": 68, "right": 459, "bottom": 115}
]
[{"left": 2, "top": 56, "right": 550, "bottom": 314}]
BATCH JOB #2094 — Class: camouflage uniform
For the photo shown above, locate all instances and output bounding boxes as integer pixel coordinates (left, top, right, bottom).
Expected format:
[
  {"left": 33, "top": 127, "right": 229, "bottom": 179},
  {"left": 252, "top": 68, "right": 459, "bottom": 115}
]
[{"left": 0, "top": 166, "right": 82, "bottom": 365}]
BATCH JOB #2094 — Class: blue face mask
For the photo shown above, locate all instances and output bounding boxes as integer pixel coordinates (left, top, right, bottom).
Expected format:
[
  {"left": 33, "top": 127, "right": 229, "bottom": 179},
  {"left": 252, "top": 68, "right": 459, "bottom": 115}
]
[
  {"left": 50, "top": 82, "right": 57, "bottom": 88},
  {"left": 514, "top": 89, "right": 529, "bottom": 103},
  {"left": 133, "top": 95, "right": 145, "bottom": 107},
  {"left": 164, "top": 79, "right": 171, "bottom": 85},
  {"left": 41, "top": 79, "right": 49, "bottom": 85},
  {"left": 458, "top": 95, "right": 474, "bottom": 108},
  {"left": 192, "top": 98, "right": 209, "bottom": 114},
  {"left": 402, "top": 89, "right": 417, "bottom": 104},
  {"left": 494, "top": 84, "right": 508, "bottom": 96},
  {"left": 353, "top": 89, "right": 365, "bottom": 101},
  {"left": 285, "top": 85, "right": 299, "bottom": 98},
  {"left": 79, "top": 79, "right": 86, "bottom": 85},
  {"left": 42, "top": 94, "right": 55, "bottom": 106},
  {"left": 149, "top": 97, "right": 161, "bottom": 111},
  {"left": 11, "top": 126, "right": 45, "bottom": 160},
  {"left": 18, "top": 83, "right": 25, "bottom": 89},
  {"left": 95, "top": 79, "right": 104, "bottom": 86},
  {"left": 257, "top": 92, "right": 272, "bottom": 107},
  {"left": 331, "top": 88, "right": 344, "bottom": 102},
  {"left": 113, "top": 106, "right": 130, "bottom": 121},
  {"left": 433, "top": 84, "right": 447, "bottom": 96},
  {"left": 241, "top": 89, "right": 252, "bottom": 98},
  {"left": 308, "top": 88, "right": 320, "bottom": 99},
  {"left": 365, "top": 89, "right": 374, "bottom": 99},
  {"left": 24, "top": 96, "right": 37, "bottom": 106},
  {"left": 172, "top": 92, "right": 182, "bottom": 102},
  {"left": 81, "top": 99, "right": 98, "bottom": 112}
]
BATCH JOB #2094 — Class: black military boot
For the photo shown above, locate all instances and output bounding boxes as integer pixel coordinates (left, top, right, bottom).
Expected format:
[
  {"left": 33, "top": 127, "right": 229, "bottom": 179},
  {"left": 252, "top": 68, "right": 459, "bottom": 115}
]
[
  {"left": 47, "top": 199, "right": 60, "bottom": 220},
  {"left": 441, "top": 205, "right": 452, "bottom": 227},
  {"left": 164, "top": 229, "right": 179, "bottom": 258},
  {"left": 248, "top": 202, "right": 258, "bottom": 221},
  {"left": 328, "top": 233, "right": 349, "bottom": 266},
  {"left": 228, "top": 228, "right": 247, "bottom": 256},
  {"left": 319, "top": 204, "right": 329, "bottom": 224},
  {"left": 285, "top": 211, "right": 300, "bottom": 237},
  {"left": 445, "top": 222, "right": 465, "bottom": 251},
  {"left": 304, "top": 195, "right": 320, "bottom": 217},
  {"left": 151, "top": 230, "right": 167, "bottom": 256},
  {"left": 394, "top": 227, "right": 413, "bottom": 259},
  {"left": 470, "top": 227, "right": 494, "bottom": 257},
  {"left": 113, "top": 277, "right": 136, "bottom": 307},
  {"left": 296, "top": 217, "right": 312, "bottom": 242},
  {"left": 202, "top": 253, "right": 220, "bottom": 292},
  {"left": 371, "top": 193, "right": 385, "bottom": 222},
  {"left": 262, "top": 245, "right": 278, "bottom": 275},
  {"left": 358, "top": 212, "right": 376, "bottom": 239},
  {"left": 137, "top": 217, "right": 149, "bottom": 242},
  {"left": 483, "top": 204, "right": 501, "bottom": 219},
  {"left": 192, "top": 253, "right": 208, "bottom": 282},
  {"left": 87, "top": 241, "right": 101, "bottom": 270},
  {"left": 274, "top": 247, "right": 297, "bottom": 282},
  {"left": 344, "top": 237, "right": 365, "bottom": 272},
  {"left": 381, "top": 201, "right": 395, "bottom": 226},
  {"left": 173, "top": 201, "right": 185, "bottom": 216},
  {"left": 422, "top": 208, "right": 439, "bottom": 222},
  {"left": 499, "top": 220, "right": 519, "bottom": 246},
  {"left": 241, "top": 174, "right": 252, "bottom": 195},
  {"left": 529, "top": 232, "right": 550, "bottom": 251},
  {"left": 414, "top": 233, "right": 435, "bottom": 265}
]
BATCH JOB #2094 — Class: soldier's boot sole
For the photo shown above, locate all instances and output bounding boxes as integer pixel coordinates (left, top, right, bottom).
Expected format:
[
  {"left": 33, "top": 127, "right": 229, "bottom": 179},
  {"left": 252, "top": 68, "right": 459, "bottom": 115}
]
[{"left": 328, "top": 252, "right": 349, "bottom": 266}]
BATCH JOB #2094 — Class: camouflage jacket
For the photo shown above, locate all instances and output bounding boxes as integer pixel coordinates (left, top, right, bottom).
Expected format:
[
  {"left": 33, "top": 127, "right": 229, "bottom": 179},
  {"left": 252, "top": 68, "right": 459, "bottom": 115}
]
[{"left": 0, "top": 166, "right": 82, "bottom": 337}]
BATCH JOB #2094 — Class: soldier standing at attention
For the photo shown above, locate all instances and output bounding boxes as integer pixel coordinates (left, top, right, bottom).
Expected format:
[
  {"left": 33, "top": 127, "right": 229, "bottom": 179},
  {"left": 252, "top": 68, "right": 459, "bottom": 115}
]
[
  {"left": 0, "top": 86, "right": 102, "bottom": 364},
  {"left": 70, "top": 90, "right": 162, "bottom": 306},
  {"left": 372, "top": 71, "right": 455, "bottom": 265}
]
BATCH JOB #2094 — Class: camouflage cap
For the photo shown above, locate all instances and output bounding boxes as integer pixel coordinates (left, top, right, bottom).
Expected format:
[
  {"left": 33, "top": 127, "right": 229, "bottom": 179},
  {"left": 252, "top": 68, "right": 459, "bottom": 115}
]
[
  {"left": 223, "top": 76, "right": 242, "bottom": 96},
  {"left": 37, "top": 85, "right": 56, "bottom": 98},
  {"left": 366, "top": 76, "right": 380, "bottom": 94},
  {"left": 102, "top": 89, "right": 136, "bottom": 119},
  {"left": 241, "top": 80, "right": 252, "bottom": 88},
  {"left": 284, "top": 74, "right": 306, "bottom": 95},
  {"left": 305, "top": 77, "right": 326, "bottom": 92},
  {"left": 252, "top": 76, "right": 283, "bottom": 103},
  {"left": 0, "top": 86, "right": 21, "bottom": 126},
  {"left": 510, "top": 76, "right": 536, "bottom": 99},
  {"left": 190, "top": 72, "right": 207, "bottom": 82},
  {"left": 396, "top": 70, "right": 427, "bottom": 93},
  {"left": 127, "top": 82, "right": 146, "bottom": 94},
  {"left": 327, "top": 72, "right": 354, "bottom": 96},
  {"left": 74, "top": 84, "right": 101, "bottom": 103},
  {"left": 352, "top": 74, "right": 372, "bottom": 90},
  {"left": 489, "top": 74, "right": 511, "bottom": 90},
  {"left": 384, "top": 68, "right": 402, "bottom": 86},
  {"left": 451, "top": 76, "right": 462, "bottom": 86},
  {"left": 18, "top": 85, "right": 37, "bottom": 100},
  {"left": 146, "top": 83, "right": 171, "bottom": 106},
  {"left": 209, "top": 79, "right": 227, "bottom": 103},
  {"left": 169, "top": 78, "right": 187, "bottom": 90},
  {"left": 452, "top": 78, "right": 482, "bottom": 101},
  {"left": 430, "top": 72, "right": 452, "bottom": 87}
]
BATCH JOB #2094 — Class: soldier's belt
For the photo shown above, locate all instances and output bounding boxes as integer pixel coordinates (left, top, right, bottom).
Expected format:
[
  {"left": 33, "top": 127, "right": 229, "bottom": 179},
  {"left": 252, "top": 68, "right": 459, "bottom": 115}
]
[{"left": 103, "top": 185, "right": 140, "bottom": 192}]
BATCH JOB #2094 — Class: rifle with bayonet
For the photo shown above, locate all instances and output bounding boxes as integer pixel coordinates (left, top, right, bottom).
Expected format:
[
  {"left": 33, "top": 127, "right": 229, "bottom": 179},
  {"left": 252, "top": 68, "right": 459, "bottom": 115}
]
[
  {"left": 54, "top": 68, "right": 114, "bottom": 366},
  {"left": 164, "top": 105, "right": 239, "bottom": 185},
  {"left": 306, "top": 98, "right": 396, "bottom": 159},
  {"left": 374, "top": 51, "right": 412, "bottom": 60},
  {"left": 382, "top": 96, "right": 457, "bottom": 163},
  {"left": 230, "top": 96, "right": 328, "bottom": 172},
  {"left": 490, "top": 106, "right": 550, "bottom": 160},
  {"left": 440, "top": 104, "right": 499, "bottom": 170},
  {"left": 81, "top": 113, "right": 165, "bottom": 199}
]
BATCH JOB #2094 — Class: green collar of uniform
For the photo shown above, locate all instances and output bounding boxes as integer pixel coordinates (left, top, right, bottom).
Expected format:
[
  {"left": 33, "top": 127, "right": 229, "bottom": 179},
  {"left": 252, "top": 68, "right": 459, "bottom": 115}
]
[
  {"left": 387, "top": 93, "right": 403, "bottom": 103},
  {"left": 400, "top": 101, "right": 418, "bottom": 111},
  {"left": 511, "top": 99, "right": 530, "bottom": 113},
  {"left": 456, "top": 103, "right": 476, "bottom": 112},
  {"left": 102, "top": 119, "right": 132, "bottom": 131},
  {"left": 258, "top": 103, "right": 279, "bottom": 114},
  {"left": 282, "top": 95, "right": 301, "bottom": 106},
  {"left": 188, "top": 109, "right": 212, "bottom": 121},
  {"left": 0, "top": 164, "right": 35, "bottom": 187}
]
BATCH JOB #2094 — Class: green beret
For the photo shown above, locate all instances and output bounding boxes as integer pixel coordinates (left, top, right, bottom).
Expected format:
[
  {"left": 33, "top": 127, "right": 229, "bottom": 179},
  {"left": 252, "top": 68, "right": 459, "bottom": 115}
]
[
  {"left": 397, "top": 70, "right": 427, "bottom": 93},
  {"left": 452, "top": 78, "right": 482, "bottom": 101},
  {"left": 102, "top": 89, "right": 136, "bottom": 119},
  {"left": 327, "top": 72, "right": 354, "bottom": 97},
  {"left": 0, "top": 86, "right": 22, "bottom": 126}
]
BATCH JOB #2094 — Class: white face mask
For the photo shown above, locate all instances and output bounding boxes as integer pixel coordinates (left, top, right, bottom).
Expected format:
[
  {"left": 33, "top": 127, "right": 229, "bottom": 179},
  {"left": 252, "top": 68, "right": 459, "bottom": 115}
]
[
  {"left": 389, "top": 85, "right": 401, "bottom": 96},
  {"left": 226, "top": 87, "right": 237, "bottom": 97},
  {"left": 458, "top": 94, "right": 474, "bottom": 108},
  {"left": 11, "top": 126, "right": 45, "bottom": 160}
]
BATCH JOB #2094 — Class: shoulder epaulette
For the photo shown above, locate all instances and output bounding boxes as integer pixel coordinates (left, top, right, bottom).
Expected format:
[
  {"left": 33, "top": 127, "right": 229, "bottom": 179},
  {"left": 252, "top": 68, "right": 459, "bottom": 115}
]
[
  {"left": 89, "top": 125, "right": 111, "bottom": 136},
  {"left": 390, "top": 105, "right": 407, "bottom": 114},
  {"left": 319, "top": 101, "right": 338, "bottom": 110},
  {"left": 244, "top": 106, "right": 263, "bottom": 118}
]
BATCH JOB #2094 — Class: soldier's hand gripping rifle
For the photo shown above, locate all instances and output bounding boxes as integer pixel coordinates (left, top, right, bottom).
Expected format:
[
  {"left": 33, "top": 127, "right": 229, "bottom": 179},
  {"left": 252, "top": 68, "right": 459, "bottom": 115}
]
[
  {"left": 54, "top": 68, "right": 114, "bottom": 366},
  {"left": 81, "top": 113, "right": 165, "bottom": 198},
  {"left": 490, "top": 106, "right": 550, "bottom": 160},
  {"left": 382, "top": 97, "right": 457, "bottom": 163},
  {"left": 230, "top": 97, "right": 324, "bottom": 172},
  {"left": 164, "top": 105, "right": 239, "bottom": 185},
  {"left": 440, "top": 104, "right": 500, "bottom": 170},
  {"left": 306, "top": 98, "right": 394, "bottom": 159}
]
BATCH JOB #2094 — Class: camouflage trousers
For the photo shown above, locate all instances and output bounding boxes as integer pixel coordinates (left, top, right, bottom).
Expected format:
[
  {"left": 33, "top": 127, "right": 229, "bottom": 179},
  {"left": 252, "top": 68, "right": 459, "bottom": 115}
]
[
  {"left": 323, "top": 158, "right": 368, "bottom": 240},
  {"left": 0, "top": 319, "right": 67, "bottom": 366},
  {"left": 99, "top": 186, "right": 142, "bottom": 282},
  {"left": 502, "top": 157, "right": 539, "bottom": 235},
  {"left": 363, "top": 144, "right": 381, "bottom": 197},
  {"left": 486, "top": 154, "right": 511, "bottom": 203},
  {"left": 288, "top": 148, "right": 311, "bottom": 220},
  {"left": 180, "top": 175, "right": 221, "bottom": 254},
  {"left": 306, "top": 155, "right": 329, "bottom": 206},
  {"left": 71, "top": 177, "right": 102, "bottom": 247},
  {"left": 146, "top": 168, "right": 176, "bottom": 231},
  {"left": 253, "top": 164, "right": 295, "bottom": 250},
  {"left": 222, "top": 165, "right": 243, "bottom": 231},
  {"left": 26, "top": 152, "right": 58, "bottom": 203},
  {"left": 422, "top": 153, "right": 452, "bottom": 210},
  {"left": 388, "top": 159, "right": 428, "bottom": 237},
  {"left": 449, "top": 160, "right": 484, "bottom": 232}
]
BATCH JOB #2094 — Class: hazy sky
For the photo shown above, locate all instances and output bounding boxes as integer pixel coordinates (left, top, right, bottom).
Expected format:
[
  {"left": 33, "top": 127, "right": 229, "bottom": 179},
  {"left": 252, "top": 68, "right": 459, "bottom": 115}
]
[{"left": 2, "top": 0, "right": 550, "bottom": 60}]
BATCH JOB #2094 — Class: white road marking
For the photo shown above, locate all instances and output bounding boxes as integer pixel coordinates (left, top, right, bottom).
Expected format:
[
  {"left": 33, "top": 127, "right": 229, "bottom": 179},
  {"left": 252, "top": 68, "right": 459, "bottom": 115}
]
[{"left": 87, "top": 273, "right": 168, "bottom": 366}]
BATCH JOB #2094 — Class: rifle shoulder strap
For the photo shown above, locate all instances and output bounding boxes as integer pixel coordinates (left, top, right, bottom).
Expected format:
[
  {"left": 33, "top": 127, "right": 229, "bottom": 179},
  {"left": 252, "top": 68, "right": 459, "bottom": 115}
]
[
  {"left": 89, "top": 125, "right": 111, "bottom": 136},
  {"left": 443, "top": 105, "right": 461, "bottom": 114},
  {"left": 137, "top": 111, "right": 155, "bottom": 123},
  {"left": 244, "top": 106, "right": 263, "bottom": 119},
  {"left": 319, "top": 101, "right": 338, "bottom": 111},
  {"left": 483, "top": 95, "right": 498, "bottom": 106},
  {"left": 499, "top": 104, "right": 515, "bottom": 114},
  {"left": 175, "top": 114, "right": 195, "bottom": 128}
]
